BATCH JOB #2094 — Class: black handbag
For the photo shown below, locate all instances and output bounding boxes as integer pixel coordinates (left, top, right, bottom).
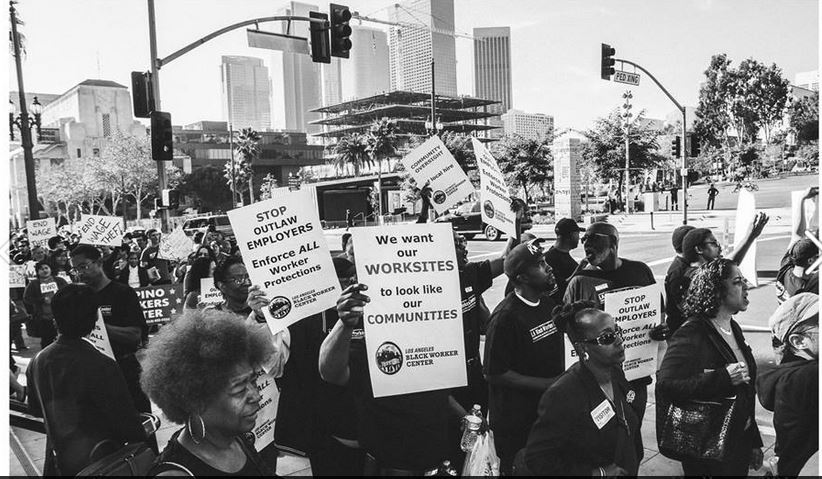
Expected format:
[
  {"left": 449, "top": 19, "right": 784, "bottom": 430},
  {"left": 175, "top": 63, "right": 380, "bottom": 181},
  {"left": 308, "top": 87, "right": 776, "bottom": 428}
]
[
  {"left": 75, "top": 441, "right": 156, "bottom": 477},
  {"left": 657, "top": 396, "right": 737, "bottom": 461}
]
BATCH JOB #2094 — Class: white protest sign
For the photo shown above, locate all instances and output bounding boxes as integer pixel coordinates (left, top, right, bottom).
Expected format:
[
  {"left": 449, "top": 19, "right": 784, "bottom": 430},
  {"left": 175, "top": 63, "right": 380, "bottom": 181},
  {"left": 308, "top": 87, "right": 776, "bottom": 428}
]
[
  {"left": 792, "top": 189, "right": 819, "bottom": 244},
  {"left": 400, "top": 135, "right": 474, "bottom": 214},
  {"left": 733, "top": 189, "right": 758, "bottom": 287},
  {"left": 77, "top": 215, "right": 125, "bottom": 247},
  {"left": 252, "top": 370, "right": 280, "bottom": 452},
  {"left": 157, "top": 226, "right": 194, "bottom": 261},
  {"left": 40, "top": 281, "right": 59, "bottom": 295},
  {"left": 86, "top": 309, "right": 115, "bottom": 360},
  {"left": 604, "top": 284, "right": 662, "bottom": 381},
  {"left": 352, "top": 223, "right": 467, "bottom": 398},
  {"left": 26, "top": 218, "right": 56, "bottom": 248},
  {"left": 472, "top": 138, "right": 516, "bottom": 238},
  {"left": 227, "top": 190, "right": 340, "bottom": 334},
  {"left": 9, "top": 265, "right": 26, "bottom": 288},
  {"left": 199, "top": 278, "right": 224, "bottom": 306}
]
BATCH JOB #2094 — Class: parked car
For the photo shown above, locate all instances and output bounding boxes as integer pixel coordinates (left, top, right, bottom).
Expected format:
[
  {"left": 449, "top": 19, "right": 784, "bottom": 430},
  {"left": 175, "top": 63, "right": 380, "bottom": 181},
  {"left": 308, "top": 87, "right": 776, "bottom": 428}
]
[
  {"left": 182, "top": 214, "right": 234, "bottom": 239},
  {"left": 434, "top": 201, "right": 532, "bottom": 241}
]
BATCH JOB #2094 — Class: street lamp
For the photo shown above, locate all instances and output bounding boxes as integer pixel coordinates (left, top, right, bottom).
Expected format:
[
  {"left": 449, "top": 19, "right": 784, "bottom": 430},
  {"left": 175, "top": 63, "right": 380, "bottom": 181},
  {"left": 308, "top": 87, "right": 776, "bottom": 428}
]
[
  {"left": 621, "top": 90, "right": 633, "bottom": 213},
  {"left": 425, "top": 117, "right": 443, "bottom": 135},
  {"left": 9, "top": 96, "right": 42, "bottom": 141}
]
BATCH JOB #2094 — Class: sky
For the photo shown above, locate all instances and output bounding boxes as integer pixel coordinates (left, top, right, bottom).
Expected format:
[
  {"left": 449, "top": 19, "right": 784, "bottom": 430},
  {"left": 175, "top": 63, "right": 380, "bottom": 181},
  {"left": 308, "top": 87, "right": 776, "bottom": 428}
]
[{"left": 6, "top": 0, "right": 820, "bottom": 131}]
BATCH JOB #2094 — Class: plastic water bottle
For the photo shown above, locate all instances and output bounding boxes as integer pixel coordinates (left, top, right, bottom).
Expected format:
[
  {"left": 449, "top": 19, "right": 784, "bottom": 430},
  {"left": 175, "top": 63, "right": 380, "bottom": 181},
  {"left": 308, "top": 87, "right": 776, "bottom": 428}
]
[
  {"left": 460, "top": 415, "right": 483, "bottom": 452},
  {"left": 762, "top": 455, "right": 778, "bottom": 477}
]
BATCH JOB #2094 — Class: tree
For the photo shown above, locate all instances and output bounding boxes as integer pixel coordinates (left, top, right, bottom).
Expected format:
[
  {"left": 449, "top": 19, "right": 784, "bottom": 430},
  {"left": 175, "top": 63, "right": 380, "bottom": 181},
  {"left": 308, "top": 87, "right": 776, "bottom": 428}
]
[
  {"left": 788, "top": 90, "right": 819, "bottom": 144},
  {"left": 491, "top": 134, "right": 553, "bottom": 204},
  {"left": 180, "top": 166, "right": 233, "bottom": 212},
  {"left": 224, "top": 158, "right": 251, "bottom": 206},
  {"left": 331, "top": 133, "right": 372, "bottom": 176},
  {"left": 99, "top": 131, "right": 157, "bottom": 219},
  {"left": 581, "top": 109, "right": 664, "bottom": 204},
  {"left": 366, "top": 118, "right": 398, "bottom": 221},
  {"left": 694, "top": 54, "right": 736, "bottom": 150},
  {"left": 234, "top": 128, "right": 261, "bottom": 203}
]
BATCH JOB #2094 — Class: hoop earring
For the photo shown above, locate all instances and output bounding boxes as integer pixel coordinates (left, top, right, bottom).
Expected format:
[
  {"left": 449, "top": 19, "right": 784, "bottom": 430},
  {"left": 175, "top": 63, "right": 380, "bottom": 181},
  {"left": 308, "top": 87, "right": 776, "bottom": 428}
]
[
  {"left": 187, "top": 414, "right": 206, "bottom": 444},
  {"left": 583, "top": 351, "right": 590, "bottom": 361}
]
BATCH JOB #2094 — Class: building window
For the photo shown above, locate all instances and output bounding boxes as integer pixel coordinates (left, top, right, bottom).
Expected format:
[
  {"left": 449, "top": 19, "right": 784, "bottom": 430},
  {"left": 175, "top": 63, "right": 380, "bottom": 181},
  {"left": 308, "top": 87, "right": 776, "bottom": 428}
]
[
  {"left": 77, "top": 148, "right": 82, "bottom": 158},
  {"left": 93, "top": 148, "right": 100, "bottom": 157},
  {"left": 50, "top": 158, "right": 65, "bottom": 167},
  {"left": 102, "top": 113, "right": 111, "bottom": 137}
]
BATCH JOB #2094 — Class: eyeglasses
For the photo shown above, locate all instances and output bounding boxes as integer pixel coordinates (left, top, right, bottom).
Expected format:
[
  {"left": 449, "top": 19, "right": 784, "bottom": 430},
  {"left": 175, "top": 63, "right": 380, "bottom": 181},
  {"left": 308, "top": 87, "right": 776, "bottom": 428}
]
[
  {"left": 226, "top": 274, "right": 251, "bottom": 286},
  {"left": 581, "top": 232, "right": 616, "bottom": 244},
  {"left": 578, "top": 325, "right": 624, "bottom": 346},
  {"left": 70, "top": 261, "right": 96, "bottom": 273},
  {"left": 703, "top": 241, "right": 720, "bottom": 248}
]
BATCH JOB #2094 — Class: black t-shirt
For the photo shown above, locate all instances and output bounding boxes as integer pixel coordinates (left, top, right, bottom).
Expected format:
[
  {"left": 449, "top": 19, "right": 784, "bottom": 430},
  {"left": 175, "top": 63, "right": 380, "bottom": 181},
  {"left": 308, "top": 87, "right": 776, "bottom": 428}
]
[
  {"left": 140, "top": 244, "right": 171, "bottom": 281},
  {"left": 664, "top": 256, "right": 691, "bottom": 333},
  {"left": 544, "top": 246, "right": 579, "bottom": 302},
  {"left": 459, "top": 260, "right": 493, "bottom": 361},
  {"left": 483, "top": 292, "right": 563, "bottom": 436},
  {"left": 95, "top": 280, "right": 147, "bottom": 358},
  {"left": 348, "top": 321, "right": 449, "bottom": 470},
  {"left": 564, "top": 258, "right": 656, "bottom": 308}
]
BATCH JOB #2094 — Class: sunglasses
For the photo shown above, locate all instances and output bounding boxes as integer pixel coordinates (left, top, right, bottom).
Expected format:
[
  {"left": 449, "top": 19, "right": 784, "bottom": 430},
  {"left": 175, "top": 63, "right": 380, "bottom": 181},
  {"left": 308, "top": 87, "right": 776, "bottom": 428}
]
[
  {"left": 581, "top": 232, "right": 616, "bottom": 244},
  {"left": 578, "top": 325, "right": 624, "bottom": 346}
]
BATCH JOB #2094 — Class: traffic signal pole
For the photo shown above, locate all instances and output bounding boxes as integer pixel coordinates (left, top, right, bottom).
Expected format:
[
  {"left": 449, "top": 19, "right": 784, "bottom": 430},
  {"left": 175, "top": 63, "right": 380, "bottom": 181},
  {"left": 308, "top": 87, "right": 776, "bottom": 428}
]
[
  {"left": 613, "top": 58, "right": 688, "bottom": 224},
  {"left": 147, "top": 0, "right": 168, "bottom": 232}
]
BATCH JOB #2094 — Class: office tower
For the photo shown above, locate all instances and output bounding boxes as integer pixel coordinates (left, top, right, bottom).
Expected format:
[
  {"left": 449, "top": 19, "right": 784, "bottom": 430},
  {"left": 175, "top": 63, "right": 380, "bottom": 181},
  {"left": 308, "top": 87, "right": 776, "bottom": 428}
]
[
  {"left": 388, "top": 0, "right": 457, "bottom": 96},
  {"left": 502, "top": 109, "right": 554, "bottom": 140},
  {"left": 221, "top": 56, "right": 271, "bottom": 131},
  {"left": 473, "top": 27, "right": 512, "bottom": 138},
  {"left": 341, "top": 25, "right": 391, "bottom": 100}
]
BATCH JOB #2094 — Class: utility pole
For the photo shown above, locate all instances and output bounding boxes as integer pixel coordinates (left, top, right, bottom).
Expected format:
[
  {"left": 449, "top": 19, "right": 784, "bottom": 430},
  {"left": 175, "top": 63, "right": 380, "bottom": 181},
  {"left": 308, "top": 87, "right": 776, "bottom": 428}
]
[
  {"left": 147, "top": 0, "right": 168, "bottom": 232},
  {"left": 622, "top": 90, "right": 633, "bottom": 213},
  {"left": 10, "top": 1, "right": 40, "bottom": 221},
  {"left": 229, "top": 121, "right": 238, "bottom": 206},
  {"left": 430, "top": 58, "right": 437, "bottom": 136},
  {"left": 681, "top": 109, "right": 688, "bottom": 223}
]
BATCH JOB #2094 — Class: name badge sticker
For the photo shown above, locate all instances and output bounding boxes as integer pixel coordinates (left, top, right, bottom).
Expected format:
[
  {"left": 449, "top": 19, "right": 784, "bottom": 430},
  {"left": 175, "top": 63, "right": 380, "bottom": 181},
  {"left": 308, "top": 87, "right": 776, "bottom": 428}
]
[
  {"left": 590, "top": 399, "right": 616, "bottom": 429},
  {"left": 595, "top": 283, "right": 609, "bottom": 292}
]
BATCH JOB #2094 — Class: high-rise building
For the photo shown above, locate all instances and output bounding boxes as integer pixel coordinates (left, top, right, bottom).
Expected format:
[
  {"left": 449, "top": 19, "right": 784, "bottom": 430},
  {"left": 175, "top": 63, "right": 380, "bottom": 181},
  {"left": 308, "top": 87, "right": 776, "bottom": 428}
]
[
  {"left": 473, "top": 27, "right": 512, "bottom": 138},
  {"left": 341, "top": 25, "right": 390, "bottom": 100},
  {"left": 794, "top": 70, "right": 819, "bottom": 91},
  {"left": 388, "top": 0, "right": 457, "bottom": 97},
  {"left": 220, "top": 56, "right": 271, "bottom": 131},
  {"left": 501, "top": 109, "right": 554, "bottom": 140}
]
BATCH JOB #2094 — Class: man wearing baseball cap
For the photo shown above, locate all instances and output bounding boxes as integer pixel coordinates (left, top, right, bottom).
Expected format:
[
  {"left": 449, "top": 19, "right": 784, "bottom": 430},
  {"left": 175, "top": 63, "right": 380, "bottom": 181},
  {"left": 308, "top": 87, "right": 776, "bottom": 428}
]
[
  {"left": 484, "top": 239, "right": 564, "bottom": 474},
  {"left": 776, "top": 238, "right": 819, "bottom": 304},
  {"left": 757, "top": 293, "right": 818, "bottom": 477},
  {"left": 544, "top": 218, "right": 585, "bottom": 303}
]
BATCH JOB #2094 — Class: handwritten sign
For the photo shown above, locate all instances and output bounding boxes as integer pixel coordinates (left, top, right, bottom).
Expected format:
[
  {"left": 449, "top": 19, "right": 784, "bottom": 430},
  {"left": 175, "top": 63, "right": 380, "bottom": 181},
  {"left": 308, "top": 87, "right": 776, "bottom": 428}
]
[
  {"left": 26, "top": 218, "right": 56, "bottom": 248},
  {"left": 733, "top": 189, "right": 758, "bottom": 287},
  {"left": 352, "top": 223, "right": 467, "bottom": 397},
  {"left": 473, "top": 138, "right": 516, "bottom": 238},
  {"left": 86, "top": 309, "right": 115, "bottom": 360},
  {"left": 157, "top": 226, "right": 194, "bottom": 261},
  {"left": 604, "top": 284, "right": 662, "bottom": 381},
  {"left": 40, "top": 281, "right": 59, "bottom": 295},
  {"left": 400, "top": 135, "right": 474, "bottom": 214},
  {"left": 78, "top": 215, "right": 125, "bottom": 247},
  {"left": 198, "top": 278, "right": 224, "bottom": 306},
  {"left": 228, "top": 190, "right": 340, "bottom": 334},
  {"left": 252, "top": 370, "right": 280, "bottom": 452},
  {"left": 9, "top": 265, "right": 26, "bottom": 288},
  {"left": 135, "top": 284, "right": 185, "bottom": 325}
]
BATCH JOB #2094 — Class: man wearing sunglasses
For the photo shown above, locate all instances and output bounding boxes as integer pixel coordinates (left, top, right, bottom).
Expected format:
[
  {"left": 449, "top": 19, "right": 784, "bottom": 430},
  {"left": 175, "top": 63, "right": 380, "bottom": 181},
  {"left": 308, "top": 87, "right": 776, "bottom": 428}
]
[
  {"left": 563, "top": 222, "right": 662, "bottom": 423},
  {"left": 484, "top": 239, "right": 564, "bottom": 474}
]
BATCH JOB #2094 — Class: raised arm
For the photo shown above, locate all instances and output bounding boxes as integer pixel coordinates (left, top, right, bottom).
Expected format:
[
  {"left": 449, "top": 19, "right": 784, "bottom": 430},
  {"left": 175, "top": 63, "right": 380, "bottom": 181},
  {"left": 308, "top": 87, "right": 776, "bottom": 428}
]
[{"left": 319, "top": 284, "right": 369, "bottom": 386}]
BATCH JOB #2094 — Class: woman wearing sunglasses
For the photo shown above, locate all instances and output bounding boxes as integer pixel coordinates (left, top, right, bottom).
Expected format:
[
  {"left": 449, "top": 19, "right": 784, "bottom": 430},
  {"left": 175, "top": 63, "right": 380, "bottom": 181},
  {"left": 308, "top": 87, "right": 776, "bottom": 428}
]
[
  {"left": 518, "top": 301, "right": 643, "bottom": 476},
  {"left": 656, "top": 258, "right": 763, "bottom": 476}
]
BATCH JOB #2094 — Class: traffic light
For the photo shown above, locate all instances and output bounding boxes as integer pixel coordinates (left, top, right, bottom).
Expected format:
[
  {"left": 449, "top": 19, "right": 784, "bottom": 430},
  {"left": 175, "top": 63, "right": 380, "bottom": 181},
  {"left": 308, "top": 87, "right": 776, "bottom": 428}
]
[
  {"left": 309, "top": 11, "right": 331, "bottom": 63},
  {"left": 131, "top": 71, "right": 154, "bottom": 118},
  {"left": 330, "top": 3, "right": 352, "bottom": 58},
  {"left": 690, "top": 135, "right": 701, "bottom": 157},
  {"left": 150, "top": 111, "right": 173, "bottom": 161},
  {"left": 671, "top": 136, "right": 681, "bottom": 158},
  {"left": 159, "top": 189, "right": 180, "bottom": 209},
  {"left": 600, "top": 43, "right": 616, "bottom": 80}
]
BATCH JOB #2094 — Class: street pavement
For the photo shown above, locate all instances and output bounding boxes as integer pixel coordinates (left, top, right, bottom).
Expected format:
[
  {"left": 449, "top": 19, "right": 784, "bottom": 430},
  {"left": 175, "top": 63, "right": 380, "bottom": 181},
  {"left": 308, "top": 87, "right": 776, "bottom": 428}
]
[{"left": 10, "top": 174, "right": 818, "bottom": 476}]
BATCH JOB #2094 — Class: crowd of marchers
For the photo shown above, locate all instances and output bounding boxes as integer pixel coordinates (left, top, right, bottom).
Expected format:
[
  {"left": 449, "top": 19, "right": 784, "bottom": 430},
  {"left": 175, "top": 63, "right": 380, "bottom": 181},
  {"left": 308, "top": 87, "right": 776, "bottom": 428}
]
[{"left": 9, "top": 187, "right": 819, "bottom": 477}]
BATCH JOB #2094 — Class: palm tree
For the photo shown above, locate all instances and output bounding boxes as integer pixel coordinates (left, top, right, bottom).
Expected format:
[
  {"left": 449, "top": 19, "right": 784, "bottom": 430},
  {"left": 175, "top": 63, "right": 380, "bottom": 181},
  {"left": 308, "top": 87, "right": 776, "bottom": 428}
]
[
  {"left": 235, "top": 128, "right": 261, "bottom": 203},
  {"left": 492, "top": 134, "right": 554, "bottom": 204},
  {"left": 331, "top": 133, "right": 372, "bottom": 176},
  {"left": 366, "top": 118, "right": 398, "bottom": 223}
]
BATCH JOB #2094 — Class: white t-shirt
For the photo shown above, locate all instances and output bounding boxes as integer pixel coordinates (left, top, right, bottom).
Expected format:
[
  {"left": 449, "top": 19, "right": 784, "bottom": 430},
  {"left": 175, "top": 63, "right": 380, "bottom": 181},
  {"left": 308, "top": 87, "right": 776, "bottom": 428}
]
[{"left": 128, "top": 266, "right": 141, "bottom": 289}]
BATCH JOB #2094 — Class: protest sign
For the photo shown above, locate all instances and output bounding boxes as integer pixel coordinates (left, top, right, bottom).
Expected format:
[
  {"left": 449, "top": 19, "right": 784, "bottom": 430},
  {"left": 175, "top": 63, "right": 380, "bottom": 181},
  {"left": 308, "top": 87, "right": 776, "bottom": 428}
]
[
  {"left": 78, "top": 215, "right": 125, "bottom": 247},
  {"left": 733, "top": 189, "right": 758, "bottom": 286},
  {"left": 198, "top": 278, "right": 224, "bottom": 306},
  {"left": 252, "top": 369, "right": 280, "bottom": 452},
  {"left": 352, "top": 223, "right": 467, "bottom": 398},
  {"left": 40, "top": 281, "right": 58, "bottom": 295},
  {"left": 604, "top": 284, "right": 662, "bottom": 381},
  {"left": 792, "top": 189, "right": 819, "bottom": 243},
  {"left": 26, "top": 218, "right": 56, "bottom": 248},
  {"left": 227, "top": 190, "right": 340, "bottom": 334},
  {"left": 400, "top": 135, "right": 474, "bottom": 214},
  {"left": 157, "top": 226, "right": 194, "bottom": 261},
  {"left": 472, "top": 138, "right": 516, "bottom": 238},
  {"left": 135, "top": 284, "right": 185, "bottom": 325},
  {"left": 9, "top": 265, "right": 26, "bottom": 288},
  {"left": 86, "top": 309, "right": 115, "bottom": 360}
]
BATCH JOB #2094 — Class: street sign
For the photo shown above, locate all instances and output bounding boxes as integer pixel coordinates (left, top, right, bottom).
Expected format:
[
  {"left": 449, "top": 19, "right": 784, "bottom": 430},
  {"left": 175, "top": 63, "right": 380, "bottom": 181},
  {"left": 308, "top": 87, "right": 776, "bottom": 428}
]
[
  {"left": 247, "top": 29, "right": 309, "bottom": 55},
  {"left": 613, "top": 70, "right": 640, "bottom": 86}
]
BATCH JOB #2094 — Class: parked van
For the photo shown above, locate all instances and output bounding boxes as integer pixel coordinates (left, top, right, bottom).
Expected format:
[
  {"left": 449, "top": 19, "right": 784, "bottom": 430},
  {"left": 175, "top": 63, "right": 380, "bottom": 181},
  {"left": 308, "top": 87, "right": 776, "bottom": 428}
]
[{"left": 182, "top": 214, "right": 234, "bottom": 239}]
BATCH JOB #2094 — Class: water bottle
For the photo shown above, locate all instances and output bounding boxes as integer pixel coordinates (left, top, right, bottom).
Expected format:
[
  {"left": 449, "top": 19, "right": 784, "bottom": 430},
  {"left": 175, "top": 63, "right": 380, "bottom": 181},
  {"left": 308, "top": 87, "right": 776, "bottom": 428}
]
[
  {"left": 440, "top": 460, "right": 458, "bottom": 476},
  {"left": 470, "top": 404, "right": 482, "bottom": 418},
  {"left": 460, "top": 415, "right": 483, "bottom": 452},
  {"left": 762, "top": 455, "right": 778, "bottom": 477}
]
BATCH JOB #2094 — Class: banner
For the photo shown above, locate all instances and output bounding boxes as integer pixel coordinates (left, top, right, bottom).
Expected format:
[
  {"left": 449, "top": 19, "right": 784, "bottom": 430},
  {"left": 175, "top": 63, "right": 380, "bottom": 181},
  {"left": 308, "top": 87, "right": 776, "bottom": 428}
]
[
  {"left": 400, "top": 135, "right": 474, "bottom": 214},
  {"left": 252, "top": 369, "right": 280, "bottom": 452},
  {"left": 472, "top": 138, "right": 516, "bottom": 238},
  {"left": 9, "top": 265, "right": 26, "bottom": 288},
  {"left": 26, "top": 218, "right": 56, "bottom": 248},
  {"left": 78, "top": 215, "right": 125, "bottom": 247},
  {"left": 199, "top": 278, "right": 224, "bottom": 306},
  {"left": 86, "top": 309, "right": 115, "bottom": 360},
  {"left": 352, "top": 223, "right": 467, "bottom": 398},
  {"left": 228, "top": 190, "right": 340, "bottom": 334},
  {"left": 733, "top": 189, "right": 758, "bottom": 287},
  {"left": 135, "top": 284, "right": 185, "bottom": 325},
  {"left": 157, "top": 226, "right": 194, "bottom": 261}
]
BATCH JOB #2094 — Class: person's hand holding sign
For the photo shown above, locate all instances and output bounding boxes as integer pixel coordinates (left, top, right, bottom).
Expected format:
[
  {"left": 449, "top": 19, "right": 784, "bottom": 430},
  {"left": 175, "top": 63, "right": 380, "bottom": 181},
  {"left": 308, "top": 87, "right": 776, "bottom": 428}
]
[
  {"left": 247, "top": 284, "right": 270, "bottom": 322},
  {"left": 336, "top": 283, "right": 369, "bottom": 328}
]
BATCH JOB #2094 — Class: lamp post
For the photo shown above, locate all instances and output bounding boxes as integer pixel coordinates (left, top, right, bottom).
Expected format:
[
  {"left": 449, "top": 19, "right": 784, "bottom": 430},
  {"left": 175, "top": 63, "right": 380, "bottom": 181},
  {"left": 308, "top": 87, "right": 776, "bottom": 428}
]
[
  {"left": 10, "top": 0, "right": 42, "bottom": 220},
  {"left": 621, "top": 90, "right": 633, "bottom": 214}
]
